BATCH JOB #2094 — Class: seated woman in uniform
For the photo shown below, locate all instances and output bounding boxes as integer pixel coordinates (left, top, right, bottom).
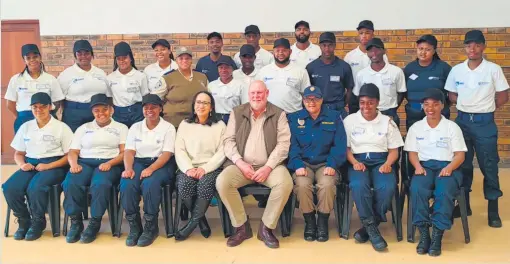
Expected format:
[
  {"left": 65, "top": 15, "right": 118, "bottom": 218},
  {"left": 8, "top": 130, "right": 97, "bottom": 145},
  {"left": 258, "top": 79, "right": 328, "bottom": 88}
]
[
  {"left": 108, "top": 41, "right": 149, "bottom": 128},
  {"left": 120, "top": 94, "right": 177, "bottom": 247},
  {"left": 343, "top": 83, "right": 403, "bottom": 251},
  {"left": 62, "top": 94, "right": 128, "bottom": 244},
  {"left": 174, "top": 91, "right": 226, "bottom": 240},
  {"left": 2, "top": 92, "right": 73, "bottom": 241},
  {"left": 404, "top": 88, "right": 466, "bottom": 257}
]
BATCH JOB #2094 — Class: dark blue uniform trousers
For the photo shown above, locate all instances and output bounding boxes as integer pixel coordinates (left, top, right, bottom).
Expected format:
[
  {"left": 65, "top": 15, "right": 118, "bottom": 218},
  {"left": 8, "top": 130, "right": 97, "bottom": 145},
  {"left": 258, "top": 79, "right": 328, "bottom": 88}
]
[
  {"left": 410, "top": 160, "right": 461, "bottom": 230},
  {"left": 62, "top": 158, "right": 121, "bottom": 218},
  {"left": 113, "top": 103, "right": 143, "bottom": 128},
  {"left": 119, "top": 157, "right": 176, "bottom": 215},
  {"left": 455, "top": 111, "right": 501, "bottom": 200},
  {"left": 348, "top": 153, "right": 396, "bottom": 222},
  {"left": 217, "top": 113, "right": 230, "bottom": 125},
  {"left": 14, "top": 111, "right": 34, "bottom": 134},
  {"left": 323, "top": 102, "right": 348, "bottom": 119},
  {"left": 2, "top": 156, "right": 67, "bottom": 217},
  {"left": 62, "top": 101, "right": 94, "bottom": 132}
]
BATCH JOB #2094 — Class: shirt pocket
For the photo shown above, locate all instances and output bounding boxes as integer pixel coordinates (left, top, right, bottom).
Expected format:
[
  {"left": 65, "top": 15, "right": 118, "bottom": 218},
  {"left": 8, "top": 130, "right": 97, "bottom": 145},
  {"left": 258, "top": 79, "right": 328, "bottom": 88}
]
[
  {"left": 127, "top": 81, "right": 140, "bottom": 93},
  {"left": 296, "top": 129, "right": 312, "bottom": 148},
  {"left": 320, "top": 123, "right": 336, "bottom": 144}
]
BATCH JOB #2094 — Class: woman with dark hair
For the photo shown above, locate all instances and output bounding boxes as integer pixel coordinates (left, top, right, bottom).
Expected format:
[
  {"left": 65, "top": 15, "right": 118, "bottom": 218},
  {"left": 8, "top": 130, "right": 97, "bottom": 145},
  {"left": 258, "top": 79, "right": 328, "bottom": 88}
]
[
  {"left": 108, "top": 41, "right": 149, "bottom": 127},
  {"left": 120, "top": 94, "right": 177, "bottom": 247},
  {"left": 174, "top": 91, "right": 226, "bottom": 240},
  {"left": 144, "top": 39, "right": 178, "bottom": 93},
  {"left": 404, "top": 34, "right": 452, "bottom": 131},
  {"left": 58, "top": 40, "right": 111, "bottom": 132},
  {"left": 5, "top": 44, "right": 65, "bottom": 133}
]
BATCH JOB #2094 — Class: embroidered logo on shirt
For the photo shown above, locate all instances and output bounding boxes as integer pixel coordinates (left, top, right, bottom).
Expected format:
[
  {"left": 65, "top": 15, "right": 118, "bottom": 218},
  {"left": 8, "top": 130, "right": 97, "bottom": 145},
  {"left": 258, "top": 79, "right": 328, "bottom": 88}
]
[
  {"left": 416, "top": 137, "right": 425, "bottom": 140},
  {"left": 18, "top": 87, "right": 28, "bottom": 91},
  {"left": 23, "top": 138, "right": 30, "bottom": 142},
  {"left": 428, "top": 76, "right": 440, "bottom": 80},
  {"left": 72, "top": 78, "right": 85, "bottom": 83},
  {"left": 134, "top": 138, "right": 142, "bottom": 142},
  {"left": 263, "top": 77, "right": 274, "bottom": 82},
  {"left": 322, "top": 122, "right": 334, "bottom": 125},
  {"left": 478, "top": 81, "right": 490, "bottom": 86},
  {"left": 455, "top": 81, "right": 465, "bottom": 87},
  {"left": 349, "top": 62, "right": 359, "bottom": 66},
  {"left": 311, "top": 74, "right": 321, "bottom": 78},
  {"left": 85, "top": 131, "right": 94, "bottom": 134},
  {"left": 297, "top": 119, "right": 305, "bottom": 126}
]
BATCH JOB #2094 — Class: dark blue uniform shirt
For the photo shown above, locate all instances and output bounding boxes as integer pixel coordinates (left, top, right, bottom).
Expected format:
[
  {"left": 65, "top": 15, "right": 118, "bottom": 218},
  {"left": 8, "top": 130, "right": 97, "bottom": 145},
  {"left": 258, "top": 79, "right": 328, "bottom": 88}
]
[
  {"left": 195, "top": 54, "right": 237, "bottom": 81},
  {"left": 404, "top": 59, "right": 451, "bottom": 109},
  {"left": 288, "top": 107, "right": 347, "bottom": 171}
]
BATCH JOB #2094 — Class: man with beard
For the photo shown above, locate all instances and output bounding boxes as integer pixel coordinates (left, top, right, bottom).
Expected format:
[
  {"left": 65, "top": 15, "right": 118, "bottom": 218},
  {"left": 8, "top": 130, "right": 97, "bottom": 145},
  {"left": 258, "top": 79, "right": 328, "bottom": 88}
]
[
  {"left": 290, "top": 20, "right": 321, "bottom": 68},
  {"left": 257, "top": 38, "right": 311, "bottom": 114},
  {"left": 234, "top": 25, "right": 274, "bottom": 70},
  {"left": 233, "top": 44, "right": 259, "bottom": 103},
  {"left": 345, "top": 20, "right": 389, "bottom": 113},
  {"left": 306, "top": 32, "right": 354, "bottom": 118},
  {"left": 196, "top": 32, "right": 237, "bottom": 82}
]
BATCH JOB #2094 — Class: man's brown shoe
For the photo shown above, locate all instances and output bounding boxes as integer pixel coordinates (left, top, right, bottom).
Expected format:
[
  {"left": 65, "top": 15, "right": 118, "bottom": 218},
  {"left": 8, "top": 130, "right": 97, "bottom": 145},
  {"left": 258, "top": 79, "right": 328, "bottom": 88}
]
[
  {"left": 226, "top": 220, "right": 253, "bottom": 247},
  {"left": 257, "top": 221, "right": 279, "bottom": 248}
]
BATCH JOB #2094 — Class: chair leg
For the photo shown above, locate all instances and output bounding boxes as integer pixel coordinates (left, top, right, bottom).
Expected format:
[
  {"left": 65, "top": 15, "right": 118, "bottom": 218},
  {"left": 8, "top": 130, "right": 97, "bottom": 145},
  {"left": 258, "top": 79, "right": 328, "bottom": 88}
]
[
  {"left": 341, "top": 186, "right": 353, "bottom": 239},
  {"left": 216, "top": 192, "right": 230, "bottom": 238},
  {"left": 391, "top": 184, "right": 403, "bottom": 241},
  {"left": 4, "top": 207, "right": 11, "bottom": 237},
  {"left": 406, "top": 190, "right": 415, "bottom": 243},
  {"left": 288, "top": 193, "right": 297, "bottom": 234},
  {"left": 161, "top": 185, "right": 173, "bottom": 238},
  {"left": 83, "top": 188, "right": 90, "bottom": 220},
  {"left": 48, "top": 184, "right": 61, "bottom": 237},
  {"left": 173, "top": 190, "right": 182, "bottom": 233},
  {"left": 107, "top": 186, "right": 118, "bottom": 236},
  {"left": 115, "top": 199, "right": 123, "bottom": 238},
  {"left": 334, "top": 190, "right": 342, "bottom": 237},
  {"left": 63, "top": 212, "right": 68, "bottom": 236},
  {"left": 280, "top": 193, "right": 292, "bottom": 237},
  {"left": 458, "top": 187, "right": 471, "bottom": 244}
]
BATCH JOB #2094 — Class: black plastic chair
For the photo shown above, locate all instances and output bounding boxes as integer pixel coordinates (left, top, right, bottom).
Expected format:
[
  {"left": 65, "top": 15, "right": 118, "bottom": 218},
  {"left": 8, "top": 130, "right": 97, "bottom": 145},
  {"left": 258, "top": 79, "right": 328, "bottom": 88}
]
[
  {"left": 400, "top": 150, "right": 471, "bottom": 244},
  {"left": 63, "top": 185, "right": 119, "bottom": 237},
  {"left": 173, "top": 189, "right": 214, "bottom": 235},
  {"left": 216, "top": 184, "right": 293, "bottom": 238},
  {"left": 116, "top": 184, "right": 174, "bottom": 238},
  {"left": 4, "top": 184, "right": 62, "bottom": 237}
]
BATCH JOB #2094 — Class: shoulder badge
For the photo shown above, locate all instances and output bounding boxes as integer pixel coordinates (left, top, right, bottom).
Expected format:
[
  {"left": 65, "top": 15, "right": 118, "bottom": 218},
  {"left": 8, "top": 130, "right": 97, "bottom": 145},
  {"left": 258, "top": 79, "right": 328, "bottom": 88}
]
[{"left": 297, "top": 119, "right": 305, "bottom": 126}]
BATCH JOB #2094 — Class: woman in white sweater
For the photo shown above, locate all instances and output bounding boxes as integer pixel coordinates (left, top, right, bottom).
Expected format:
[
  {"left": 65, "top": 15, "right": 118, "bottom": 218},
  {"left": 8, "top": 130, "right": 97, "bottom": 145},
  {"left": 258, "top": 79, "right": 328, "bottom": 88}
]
[{"left": 174, "top": 91, "right": 226, "bottom": 240}]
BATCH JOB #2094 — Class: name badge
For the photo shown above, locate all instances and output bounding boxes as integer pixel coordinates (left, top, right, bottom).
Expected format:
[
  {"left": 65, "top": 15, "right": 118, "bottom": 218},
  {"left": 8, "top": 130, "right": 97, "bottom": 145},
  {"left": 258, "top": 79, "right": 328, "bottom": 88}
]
[
  {"left": 330, "top": 76, "right": 340, "bottom": 82},
  {"left": 42, "top": 135, "right": 56, "bottom": 142},
  {"left": 106, "top": 127, "right": 120, "bottom": 136},
  {"left": 409, "top": 74, "right": 418, "bottom": 80},
  {"left": 436, "top": 141, "right": 448, "bottom": 148},
  {"left": 286, "top": 77, "right": 298, "bottom": 87},
  {"left": 353, "top": 127, "right": 365, "bottom": 136},
  {"left": 36, "top": 84, "right": 50, "bottom": 90},
  {"left": 382, "top": 78, "right": 394, "bottom": 86},
  {"left": 127, "top": 87, "right": 139, "bottom": 93}
]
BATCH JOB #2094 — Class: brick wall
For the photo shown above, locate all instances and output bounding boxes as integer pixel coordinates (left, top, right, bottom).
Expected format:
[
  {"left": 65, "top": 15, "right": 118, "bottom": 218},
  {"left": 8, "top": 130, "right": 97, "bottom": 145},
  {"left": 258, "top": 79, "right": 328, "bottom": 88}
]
[{"left": 39, "top": 27, "right": 510, "bottom": 165}]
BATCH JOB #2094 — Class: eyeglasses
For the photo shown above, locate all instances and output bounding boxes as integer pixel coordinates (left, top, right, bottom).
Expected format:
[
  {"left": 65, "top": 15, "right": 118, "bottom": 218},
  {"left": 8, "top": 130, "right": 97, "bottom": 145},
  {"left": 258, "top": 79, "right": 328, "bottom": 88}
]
[
  {"left": 303, "top": 98, "right": 321, "bottom": 103},
  {"left": 195, "top": 100, "right": 211, "bottom": 106}
]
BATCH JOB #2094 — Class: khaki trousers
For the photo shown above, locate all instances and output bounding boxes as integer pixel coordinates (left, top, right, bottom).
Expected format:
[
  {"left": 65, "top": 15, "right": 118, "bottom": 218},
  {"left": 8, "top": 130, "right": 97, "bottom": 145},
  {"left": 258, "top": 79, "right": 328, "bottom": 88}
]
[
  {"left": 292, "top": 163, "right": 338, "bottom": 214},
  {"left": 216, "top": 165, "right": 293, "bottom": 229}
]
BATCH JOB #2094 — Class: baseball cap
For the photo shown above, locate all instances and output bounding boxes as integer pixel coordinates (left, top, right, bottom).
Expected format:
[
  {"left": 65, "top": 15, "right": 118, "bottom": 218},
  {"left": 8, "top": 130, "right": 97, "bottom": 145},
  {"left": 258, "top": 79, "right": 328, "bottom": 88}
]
[
  {"left": 175, "top": 47, "right": 192, "bottom": 57},
  {"left": 30, "top": 92, "right": 51, "bottom": 106},
  {"left": 90, "top": 94, "right": 112, "bottom": 108},
  {"left": 152, "top": 39, "right": 171, "bottom": 49},
  {"left": 422, "top": 88, "right": 445, "bottom": 104},
  {"left": 207, "top": 32, "right": 222, "bottom": 40},
  {"left": 216, "top": 56, "right": 234, "bottom": 67},
  {"left": 142, "top": 94, "right": 163, "bottom": 107},
  {"left": 358, "top": 83, "right": 380, "bottom": 100},
  {"left": 416, "top": 34, "right": 438, "bottom": 48},
  {"left": 21, "top": 44, "right": 40, "bottom": 57},
  {"left": 294, "top": 20, "right": 310, "bottom": 30},
  {"left": 319, "top": 32, "right": 336, "bottom": 43},
  {"left": 273, "top": 38, "right": 291, "bottom": 49},
  {"left": 244, "top": 25, "right": 261, "bottom": 35},
  {"left": 73, "top": 40, "right": 93, "bottom": 54},
  {"left": 356, "top": 20, "right": 374, "bottom": 31},
  {"left": 240, "top": 44, "right": 256, "bottom": 56},
  {"left": 303, "top": 86, "right": 323, "bottom": 99},
  {"left": 114, "top": 41, "right": 132, "bottom": 57},
  {"left": 464, "top": 30, "right": 486, "bottom": 44},
  {"left": 366, "top": 38, "right": 385, "bottom": 50}
]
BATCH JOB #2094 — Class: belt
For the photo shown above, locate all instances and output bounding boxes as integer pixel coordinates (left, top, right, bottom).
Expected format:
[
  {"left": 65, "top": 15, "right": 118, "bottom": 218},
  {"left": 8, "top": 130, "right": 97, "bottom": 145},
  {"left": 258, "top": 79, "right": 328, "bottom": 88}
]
[
  {"left": 114, "top": 102, "right": 142, "bottom": 113},
  {"left": 64, "top": 101, "right": 91, "bottom": 109},
  {"left": 407, "top": 102, "right": 423, "bottom": 111},
  {"left": 457, "top": 111, "right": 494, "bottom": 122},
  {"left": 353, "top": 152, "right": 388, "bottom": 160}
]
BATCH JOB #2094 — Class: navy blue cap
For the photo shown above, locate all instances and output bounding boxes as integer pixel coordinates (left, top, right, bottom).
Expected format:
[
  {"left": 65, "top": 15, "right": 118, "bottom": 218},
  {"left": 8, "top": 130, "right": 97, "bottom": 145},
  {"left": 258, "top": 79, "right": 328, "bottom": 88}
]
[
  {"left": 274, "top": 38, "right": 291, "bottom": 49},
  {"left": 417, "top": 34, "right": 438, "bottom": 49},
  {"left": 21, "top": 44, "right": 40, "bottom": 57},
  {"left": 303, "top": 86, "right": 323, "bottom": 99},
  {"left": 142, "top": 94, "right": 163, "bottom": 107},
  {"left": 244, "top": 25, "right": 260, "bottom": 35},
  {"left": 152, "top": 39, "right": 170, "bottom": 49},
  {"left": 240, "top": 44, "right": 256, "bottom": 56},
  {"left": 357, "top": 20, "right": 374, "bottom": 31},
  {"left": 73, "top": 40, "right": 93, "bottom": 54},
  {"left": 359, "top": 83, "right": 380, "bottom": 100},
  {"left": 30, "top": 92, "right": 51, "bottom": 106},
  {"left": 366, "top": 38, "right": 385, "bottom": 50},
  {"left": 295, "top": 20, "right": 310, "bottom": 30},
  {"left": 114, "top": 41, "right": 132, "bottom": 57},
  {"left": 319, "top": 32, "right": 336, "bottom": 43},
  {"left": 422, "top": 88, "right": 445, "bottom": 104},
  {"left": 216, "top": 56, "right": 234, "bottom": 67},
  {"left": 90, "top": 94, "right": 112, "bottom": 108},
  {"left": 464, "top": 30, "right": 485, "bottom": 44},
  {"left": 207, "top": 32, "right": 222, "bottom": 40}
]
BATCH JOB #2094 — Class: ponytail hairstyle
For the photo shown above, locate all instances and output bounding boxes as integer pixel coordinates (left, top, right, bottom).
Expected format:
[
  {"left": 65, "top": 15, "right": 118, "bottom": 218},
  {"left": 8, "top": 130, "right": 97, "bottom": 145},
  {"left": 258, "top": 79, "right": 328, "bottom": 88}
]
[
  {"left": 113, "top": 52, "right": 138, "bottom": 71},
  {"left": 416, "top": 34, "right": 441, "bottom": 61},
  {"left": 170, "top": 51, "right": 175, "bottom": 61}
]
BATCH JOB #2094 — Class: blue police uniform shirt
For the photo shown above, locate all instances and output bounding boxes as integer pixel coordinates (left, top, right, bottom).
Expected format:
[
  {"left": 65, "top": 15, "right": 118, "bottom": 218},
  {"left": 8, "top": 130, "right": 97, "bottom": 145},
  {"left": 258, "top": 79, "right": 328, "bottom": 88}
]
[
  {"left": 306, "top": 57, "right": 354, "bottom": 107},
  {"left": 195, "top": 54, "right": 238, "bottom": 81},
  {"left": 404, "top": 59, "right": 451, "bottom": 108},
  {"left": 288, "top": 107, "right": 347, "bottom": 171}
]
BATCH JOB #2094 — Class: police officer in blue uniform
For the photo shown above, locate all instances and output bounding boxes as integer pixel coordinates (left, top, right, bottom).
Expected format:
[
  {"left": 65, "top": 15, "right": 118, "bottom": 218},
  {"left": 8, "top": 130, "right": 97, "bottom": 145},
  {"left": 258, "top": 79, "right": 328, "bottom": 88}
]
[
  {"left": 306, "top": 32, "right": 354, "bottom": 119},
  {"left": 404, "top": 35, "right": 452, "bottom": 130},
  {"left": 445, "top": 30, "right": 509, "bottom": 227},
  {"left": 288, "top": 85, "right": 347, "bottom": 242},
  {"left": 195, "top": 32, "right": 237, "bottom": 81},
  {"left": 405, "top": 88, "right": 467, "bottom": 256}
]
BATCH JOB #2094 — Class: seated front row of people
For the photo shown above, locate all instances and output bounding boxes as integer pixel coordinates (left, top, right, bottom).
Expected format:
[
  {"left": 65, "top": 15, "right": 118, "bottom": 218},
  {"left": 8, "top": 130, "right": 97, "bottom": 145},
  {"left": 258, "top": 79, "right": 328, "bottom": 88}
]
[{"left": 3, "top": 84, "right": 467, "bottom": 256}]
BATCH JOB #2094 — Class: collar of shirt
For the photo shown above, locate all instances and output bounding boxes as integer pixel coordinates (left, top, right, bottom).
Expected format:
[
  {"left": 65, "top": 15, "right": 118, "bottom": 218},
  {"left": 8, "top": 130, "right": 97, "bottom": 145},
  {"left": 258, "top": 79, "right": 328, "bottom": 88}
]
[
  {"left": 357, "top": 111, "right": 382, "bottom": 124},
  {"left": 463, "top": 58, "right": 487, "bottom": 73},
  {"left": 317, "top": 56, "right": 341, "bottom": 67},
  {"left": 270, "top": 62, "right": 295, "bottom": 72},
  {"left": 156, "top": 62, "right": 173, "bottom": 72},
  {"left": 292, "top": 43, "right": 313, "bottom": 52},
  {"left": 367, "top": 62, "right": 390, "bottom": 75},
  {"left": 31, "top": 116, "right": 56, "bottom": 131},
  {"left": 423, "top": 115, "right": 446, "bottom": 131},
  {"left": 178, "top": 69, "right": 193, "bottom": 81},
  {"left": 250, "top": 107, "right": 267, "bottom": 120},
  {"left": 22, "top": 70, "right": 47, "bottom": 81},
  {"left": 72, "top": 63, "right": 97, "bottom": 74},
  {"left": 142, "top": 118, "right": 164, "bottom": 132},
  {"left": 90, "top": 119, "right": 115, "bottom": 130},
  {"left": 115, "top": 68, "right": 136, "bottom": 77},
  {"left": 239, "top": 68, "right": 258, "bottom": 77}
]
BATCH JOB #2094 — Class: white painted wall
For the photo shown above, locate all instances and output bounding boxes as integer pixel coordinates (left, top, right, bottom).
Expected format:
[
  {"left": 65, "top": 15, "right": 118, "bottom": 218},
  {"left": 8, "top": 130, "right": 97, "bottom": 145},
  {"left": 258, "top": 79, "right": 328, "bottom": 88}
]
[{"left": 2, "top": 0, "right": 510, "bottom": 35}]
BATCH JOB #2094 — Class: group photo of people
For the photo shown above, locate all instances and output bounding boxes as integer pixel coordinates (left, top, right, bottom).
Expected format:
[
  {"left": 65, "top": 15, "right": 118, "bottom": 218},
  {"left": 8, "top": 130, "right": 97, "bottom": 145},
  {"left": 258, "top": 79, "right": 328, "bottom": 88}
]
[{"left": 2, "top": 18, "right": 508, "bottom": 258}]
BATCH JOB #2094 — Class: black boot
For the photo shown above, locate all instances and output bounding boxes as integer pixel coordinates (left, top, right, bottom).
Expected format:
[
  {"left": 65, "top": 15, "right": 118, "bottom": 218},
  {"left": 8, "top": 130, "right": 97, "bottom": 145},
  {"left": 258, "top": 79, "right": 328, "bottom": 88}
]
[
  {"left": 488, "top": 199, "right": 502, "bottom": 228},
  {"left": 453, "top": 191, "right": 472, "bottom": 218},
  {"left": 354, "top": 227, "right": 369, "bottom": 243},
  {"left": 363, "top": 218, "right": 387, "bottom": 252},
  {"left": 175, "top": 199, "right": 210, "bottom": 241},
  {"left": 317, "top": 212, "right": 329, "bottom": 242},
  {"left": 137, "top": 214, "right": 159, "bottom": 247},
  {"left": 80, "top": 217, "right": 101, "bottom": 244},
  {"left": 125, "top": 213, "right": 143, "bottom": 247},
  {"left": 25, "top": 216, "right": 46, "bottom": 241},
  {"left": 302, "top": 211, "right": 317, "bottom": 241},
  {"left": 66, "top": 215, "right": 83, "bottom": 243},
  {"left": 13, "top": 215, "right": 31, "bottom": 240},
  {"left": 428, "top": 226, "right": 444, "bottom": 256},
  {"left": 198, "top": 217, "right": 211, "bottom": 238},
  {"left": 416, "top": 224, "right": 431, "bottom": 255}
]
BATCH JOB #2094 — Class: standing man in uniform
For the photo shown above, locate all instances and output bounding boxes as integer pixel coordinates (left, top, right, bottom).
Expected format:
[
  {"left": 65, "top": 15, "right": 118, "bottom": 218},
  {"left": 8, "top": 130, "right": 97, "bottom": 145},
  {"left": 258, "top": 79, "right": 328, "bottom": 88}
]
[
  {"left": 233, "top": 44, "right": 258, "bottom": 104},
  {"left": 344, "top": 20, "right": 389, "bottom": 113},
  {"left": 306, "top": 32, "right": 354, "bottom": 118},
  {"left": 290, "top": 20, "right": 321, "bottom": 68},
  {"left": 445, "top": 30, "right": 509, "bottom": 227},
  {"left": 258, "top": 38, "right": 311, "bottom": 114},
  {"left": 353, "top": 38, "right": 406, "bottom": 126},
  {"left": 196, "top": 32, "right": 237, "bottom": 82},
  {"left": 234, "top": 25, "right": 274, "bottom": 70}
]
